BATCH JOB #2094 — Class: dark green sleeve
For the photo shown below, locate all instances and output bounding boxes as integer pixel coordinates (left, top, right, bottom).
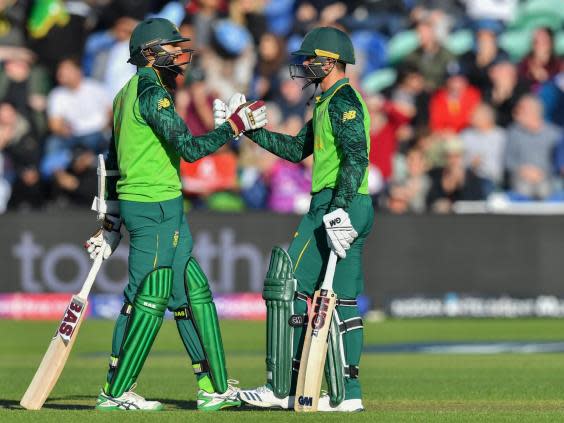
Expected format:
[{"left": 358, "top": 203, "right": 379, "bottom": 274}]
[
  {"left": 328, "top": 90, "right": 369, "bottom": 211},
  {"left": 246, "top": 120, "right": 314, "bottom": 163},
  {"left": 138, "top": 86, "right": 235, "bottom": 162},
  {"left": 105, "top": 129, "right": 119, "bottom": 203}
]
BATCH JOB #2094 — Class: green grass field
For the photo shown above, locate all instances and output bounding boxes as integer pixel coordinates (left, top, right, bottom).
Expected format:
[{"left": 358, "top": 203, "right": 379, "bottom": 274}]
[{"left": 2, "top": 319, "right": 564, "bottom": 422}]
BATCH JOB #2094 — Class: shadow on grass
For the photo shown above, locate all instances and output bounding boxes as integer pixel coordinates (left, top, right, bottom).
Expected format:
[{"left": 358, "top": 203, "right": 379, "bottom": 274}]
[{"left": 0, "top": 397, "right": 94, "bottom": 411}]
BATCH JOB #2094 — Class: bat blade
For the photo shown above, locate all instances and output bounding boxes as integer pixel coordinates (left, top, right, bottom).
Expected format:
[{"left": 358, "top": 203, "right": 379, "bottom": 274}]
[
  {"left": 20, "top": 295, "right": 88, "bottom": 410},
  {"left": 294, "top": 288, "right": 337, "bottom": 412}
]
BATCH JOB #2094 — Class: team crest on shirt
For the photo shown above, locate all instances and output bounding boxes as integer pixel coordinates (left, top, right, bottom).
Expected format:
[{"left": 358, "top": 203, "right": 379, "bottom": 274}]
[
  {"left": 342, "top": 110, "right": 356, "bottom": 121},
  {"left": 158, "top": 97, "right": 171, "bottom": 110},
  {"left": 172, "top": 230, "right": 179, "bottom": 247}
]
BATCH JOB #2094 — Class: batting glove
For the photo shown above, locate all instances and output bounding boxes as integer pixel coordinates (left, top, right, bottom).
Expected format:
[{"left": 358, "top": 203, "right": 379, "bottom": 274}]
[
  {"left": 213, "top": 93, "right": 247, "bottom": 128},
  {"left": 85, "top": 214, "right": 122, "bottom": 260},
  {"left": 227, "top": 100, "right": 267, "bottom": 136},
  {"left": 322, "top": 208, "right": 358, "bottom": 259}
]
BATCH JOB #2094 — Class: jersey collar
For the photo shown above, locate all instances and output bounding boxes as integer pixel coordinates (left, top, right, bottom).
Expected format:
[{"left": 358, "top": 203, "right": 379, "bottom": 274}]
[
  {"left": 137, "top": 66, "right": 165, "bottom": 87},
  {"left": 316, "top": 77, "right": 349, "bottom": 104}
]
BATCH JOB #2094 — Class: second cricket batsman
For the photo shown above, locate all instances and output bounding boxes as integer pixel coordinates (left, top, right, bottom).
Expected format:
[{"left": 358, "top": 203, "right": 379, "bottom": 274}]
[{"left": 214, "top": 26, "right": 374, "bottom": 412}]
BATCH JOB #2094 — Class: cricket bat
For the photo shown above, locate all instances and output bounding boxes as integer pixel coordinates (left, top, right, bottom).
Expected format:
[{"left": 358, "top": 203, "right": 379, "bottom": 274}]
[
  {"left": 20, "top": 249, "right": 105, "bottom": 410},
  {"left": 295, "top": 250, "right": 338, "bottom": 412}
]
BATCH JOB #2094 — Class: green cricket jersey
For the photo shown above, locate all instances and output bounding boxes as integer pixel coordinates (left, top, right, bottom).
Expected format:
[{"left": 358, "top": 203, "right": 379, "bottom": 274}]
[
  {"left": 106, "top": 67, "right": 235, "bottom": 202},
  {"left": 247, "top": 77, "right": 370, "bottom": 210}
]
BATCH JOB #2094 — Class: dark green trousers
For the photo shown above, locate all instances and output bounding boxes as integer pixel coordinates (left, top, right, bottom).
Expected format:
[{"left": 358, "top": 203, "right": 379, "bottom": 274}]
[
  {"left": 288, "top": 189, "right": 374, "bottom": 400},
  {"left": 120, "top": 195, "right": 192, "bottom": 310},
  {"left": 106, "top": 195, "right": 206, "bottom": 388}
]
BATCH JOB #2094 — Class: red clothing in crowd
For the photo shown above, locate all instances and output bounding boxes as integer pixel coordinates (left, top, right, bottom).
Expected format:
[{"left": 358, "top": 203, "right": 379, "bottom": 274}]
[
  {"left": 369, "top": 102, "right": 411, "bottom": 181},
  {"left": 429, "top": 85, "right": 481, "bottom": 133}
]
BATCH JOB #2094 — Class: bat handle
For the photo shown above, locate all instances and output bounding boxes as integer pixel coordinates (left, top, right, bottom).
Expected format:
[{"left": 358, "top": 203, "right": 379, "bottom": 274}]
[
  {"left": 77, "top": 243, "right": 105, "bottom": 300},
  {"left": 320, "top": 250, "right": 338, "bottom": 291}
]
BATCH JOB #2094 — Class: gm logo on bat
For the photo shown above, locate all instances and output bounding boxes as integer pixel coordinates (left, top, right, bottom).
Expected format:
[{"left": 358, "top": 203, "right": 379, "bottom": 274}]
[
  {"left": 298, "top": 395, "right": 313, "bottom": 407},
  {"left": 56, "top": 299, "right": 85, "bottom": 345}
]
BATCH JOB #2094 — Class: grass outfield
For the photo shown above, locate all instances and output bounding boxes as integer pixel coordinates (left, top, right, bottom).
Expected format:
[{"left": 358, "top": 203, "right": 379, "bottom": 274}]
[{"left": 2, "top": 319, "right": 564, "bottom": 421}]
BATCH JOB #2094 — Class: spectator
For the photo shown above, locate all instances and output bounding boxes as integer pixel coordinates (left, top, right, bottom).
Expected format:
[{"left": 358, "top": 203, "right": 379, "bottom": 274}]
[
  {"left": 505, "top": 95, "right": 562, "bottom": 200},
  {"left": 539, "top": 63, "right": 564, "bottom": 128},
  {"left": 484, "top": 58, "right": 529, "bottom": 127},
  {"left": 460, "top": 20, "right": 509, "bottom": 92},
  {"left": 83, "top": 16, "right": 137, "bottom": 98},
  {"left": 460, "top": 103, "right": 506, "bottom": 195},
  {"left": 251, "top": 32, "right": 286, "bottom": 100},
  {"left": 229, "top": 0, "right": 268, "bottom": 44},
  {"left": 28, "top": 1, "right": 92, "bottom": 76},
  {"left": 464, "top": 0, "right": 517, "bottom": 23},
  {"left": 176, "top": 61, "right": 215, "bottom": 136},
  {"left": 41, "top": 57, "right": 111, "bottom": 185},
  {"left": 0, "top": 0, "right": 30, "bottom": 47},
  {"left": 387, "top": 147, "right": 431, "bottom": 214},
  {"left": 368, "top": 94, "right": 414, "bottom": 182},
  {"left": 0, "top": 47, "right": 50, "bottom": 138},
  {"left": 429, "top": 61, "right": 481, "bottom": 133},
  {"left": 186, "top": 0, "right": 224, "bottom": 52},
  {"left": 180, "top": 145, "right": 243, "bottom": 211},
  {"left": 202, "top": 19, "right": 256, "bottom": 100},
  {"left": 0, "top": 102, "right": 42, "bottom": 210},
  {"left": 391, "top": 64, "right": 429, "bottom": 127},
  {"left": 402, "top": 12, "right": 455, "bottom": 92},
  {"left": 266, "top": 156, "right": 312, "bottom": 214},
  {"left": 518, "top": 27, "right": 561, "bottom": 89},
  {"left": 427, "top": 137, "right": 484, "bottom": 213}
]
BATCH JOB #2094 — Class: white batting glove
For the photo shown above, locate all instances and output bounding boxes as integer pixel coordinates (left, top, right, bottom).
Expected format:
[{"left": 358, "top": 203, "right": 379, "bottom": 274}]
[
  {"left": 213, "top": 99, "right": 228, "bottom": 128},
  {"left": 322, "top": 208, "right": 358, "bottom": 259},
  {"left": 213, "top": 93, "right": 247, "bottom": 128},
  {"left": 227, "top": 100, "right": 267, "bottom": 135},
  {"left": 84, "top": 214, "right": 122, "bottom": 260}
]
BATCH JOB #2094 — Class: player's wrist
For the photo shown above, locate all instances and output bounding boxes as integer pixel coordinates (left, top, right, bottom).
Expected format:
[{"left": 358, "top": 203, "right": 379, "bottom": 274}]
[{"left": 103, "top": 214, "right": 122, "bottom": 232}]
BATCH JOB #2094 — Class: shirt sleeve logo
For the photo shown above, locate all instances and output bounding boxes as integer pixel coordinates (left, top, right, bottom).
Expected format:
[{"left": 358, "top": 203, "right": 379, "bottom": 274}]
[
  {"left": 342, "top": 110, "right": 356, "bottom": 121},
  {"left": 158, "top": 97, "right": 171, "bottom": 110}
]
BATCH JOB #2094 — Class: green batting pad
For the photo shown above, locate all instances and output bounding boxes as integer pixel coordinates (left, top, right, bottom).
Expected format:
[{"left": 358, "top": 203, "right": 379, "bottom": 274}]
[
  {"left": 325, "top": 311, "right": 346, "bottom": 406},
  {"left": 185, "top": 258, "right": 228, "bottom": 394},
  {"left": 106, "top": 267, "right": 172, "bottom": 397},
  {"left": 263, "top": 247, "right": 296, "bottom": 398}
]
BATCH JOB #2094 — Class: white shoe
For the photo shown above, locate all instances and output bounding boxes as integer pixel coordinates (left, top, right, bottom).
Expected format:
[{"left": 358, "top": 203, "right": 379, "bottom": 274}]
[
  {"left": 96, "top": 383, "right": 163, "bottom": 411},
  {"left": 239, "top": 384, "right": 294, "bottom": 409},
  {"left": 197, "top": 380, "right": 241, "bottom": 411},
  {"left": 317, "top": 394, "right": 364, "bottom": 412}
]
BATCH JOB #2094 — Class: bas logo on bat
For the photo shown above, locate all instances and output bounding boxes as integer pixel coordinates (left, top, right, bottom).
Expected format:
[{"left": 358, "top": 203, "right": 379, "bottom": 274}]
[{"left": 56, "top": 299, "right": 85, "bottom": 345}]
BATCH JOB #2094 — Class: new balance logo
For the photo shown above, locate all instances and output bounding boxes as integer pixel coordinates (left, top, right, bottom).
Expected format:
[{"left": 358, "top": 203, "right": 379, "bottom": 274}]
[{"left": 143, "top": 302, "right": 156, "bottom": 309}]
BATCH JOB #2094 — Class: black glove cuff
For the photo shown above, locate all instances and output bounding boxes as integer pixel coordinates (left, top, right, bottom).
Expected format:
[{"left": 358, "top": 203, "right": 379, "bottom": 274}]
[{"left": 103, "top": 215, "right": 122, "bottom": 232}]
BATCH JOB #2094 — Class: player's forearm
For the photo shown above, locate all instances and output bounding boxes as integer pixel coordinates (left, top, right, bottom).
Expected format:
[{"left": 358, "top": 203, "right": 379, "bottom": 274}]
[
  {"left": 177, "top": 122, "right": 235, "bottom": 162},
  {"left": 247, "top": 128, "right": 312, "bottom": 163}
]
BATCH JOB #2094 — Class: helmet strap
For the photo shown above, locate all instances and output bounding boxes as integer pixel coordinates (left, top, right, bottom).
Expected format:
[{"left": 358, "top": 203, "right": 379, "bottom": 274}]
[{"left": 306, "top": 82, "right": 320, "bottom": 106}]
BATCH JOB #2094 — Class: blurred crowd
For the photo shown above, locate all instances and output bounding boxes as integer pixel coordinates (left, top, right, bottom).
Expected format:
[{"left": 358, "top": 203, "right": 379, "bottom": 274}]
[{"left": 0, "top": 0, "right": 563, "bottom": 214}]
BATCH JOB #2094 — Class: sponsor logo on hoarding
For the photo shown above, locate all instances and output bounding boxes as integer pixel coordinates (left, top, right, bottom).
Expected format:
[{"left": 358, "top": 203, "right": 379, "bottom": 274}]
[
  {"left": 389, "top": 294, "right": 564, "bottom": 318},
  {"left": 0, "top": 293, "right": 87, "bottom": 320},
  {"left": 12, "top": 230, "right": 284, "bottom": 295}
]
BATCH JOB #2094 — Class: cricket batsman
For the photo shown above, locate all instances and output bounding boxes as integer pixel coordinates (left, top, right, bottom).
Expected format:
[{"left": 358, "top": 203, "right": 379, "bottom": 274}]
[
  {"left": 84, "top": 18, "right": 267, "bottom": 411},
  {"left": 213, "top": 27, "right": 374, "bottom": 412}
]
